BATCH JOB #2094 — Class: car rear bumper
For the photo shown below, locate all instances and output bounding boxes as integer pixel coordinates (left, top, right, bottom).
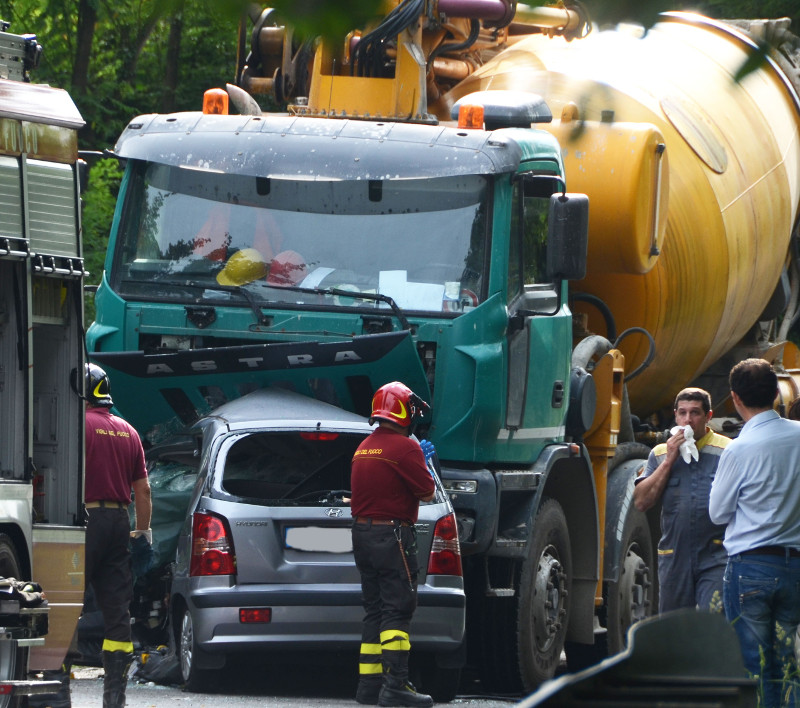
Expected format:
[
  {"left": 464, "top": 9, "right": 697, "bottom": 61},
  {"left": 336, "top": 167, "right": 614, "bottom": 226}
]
[{"left": 179, "top": 581, "right": 465, "bottom": 654}]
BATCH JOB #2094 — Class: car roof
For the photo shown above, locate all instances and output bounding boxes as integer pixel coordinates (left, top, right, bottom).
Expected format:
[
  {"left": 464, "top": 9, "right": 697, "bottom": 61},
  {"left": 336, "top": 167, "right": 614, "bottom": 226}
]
[{"left": 196, "top": 387, "right": 374, "bottom": 431}]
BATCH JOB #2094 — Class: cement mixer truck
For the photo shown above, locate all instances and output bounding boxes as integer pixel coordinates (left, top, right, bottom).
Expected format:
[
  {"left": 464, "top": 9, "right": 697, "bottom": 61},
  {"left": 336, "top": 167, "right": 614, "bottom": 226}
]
[{"left": 86, "top": 2, "right": 800, "bottom": 694}]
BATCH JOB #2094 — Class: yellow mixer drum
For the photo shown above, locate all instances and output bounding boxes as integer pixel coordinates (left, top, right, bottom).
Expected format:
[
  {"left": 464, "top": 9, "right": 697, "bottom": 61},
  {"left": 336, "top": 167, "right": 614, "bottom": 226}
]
[{"left": 447, "top": 12, "right": 800, "bottom": 415}]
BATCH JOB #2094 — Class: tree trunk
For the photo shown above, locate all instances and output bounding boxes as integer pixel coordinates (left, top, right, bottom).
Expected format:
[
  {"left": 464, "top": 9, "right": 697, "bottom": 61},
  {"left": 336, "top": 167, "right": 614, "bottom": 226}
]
[
  {"left": 71, "top": 0, "right": 97, "bottom": 95},
  {"left": 161, "top": 10, "right": 184, "bottom": 113},
  {"left": 119, "top": 3, "right": 169, "bottom": 85}
]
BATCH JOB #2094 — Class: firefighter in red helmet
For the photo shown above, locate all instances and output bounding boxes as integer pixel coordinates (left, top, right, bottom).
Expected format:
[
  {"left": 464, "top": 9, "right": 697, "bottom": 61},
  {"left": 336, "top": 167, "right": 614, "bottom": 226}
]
[{"left": 350, "top": 382, "right": 436, "bottom": 707}]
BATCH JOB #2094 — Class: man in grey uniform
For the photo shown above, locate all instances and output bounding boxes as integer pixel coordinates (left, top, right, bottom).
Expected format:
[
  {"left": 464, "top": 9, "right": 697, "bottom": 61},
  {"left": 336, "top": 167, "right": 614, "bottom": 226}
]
[{"left": 634, "top": 387, "right": 729, "bottom": 612}]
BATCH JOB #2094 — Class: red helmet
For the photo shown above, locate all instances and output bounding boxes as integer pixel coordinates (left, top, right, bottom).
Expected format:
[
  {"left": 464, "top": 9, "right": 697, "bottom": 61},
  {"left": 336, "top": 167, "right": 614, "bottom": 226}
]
[
  {"left": 267, "top": 250, "right": 307, "bottom": 286},
  {"left": 370, "top": 381, "right": 429, "bottom": 427}
]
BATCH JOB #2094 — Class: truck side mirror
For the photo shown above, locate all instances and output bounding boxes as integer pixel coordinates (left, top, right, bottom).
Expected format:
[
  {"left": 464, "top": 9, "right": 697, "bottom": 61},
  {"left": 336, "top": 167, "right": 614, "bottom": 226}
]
[
  {"left": 77, "top": 159, "right": 89, "bottom": 194},
  {"left": 547, "top": 193, "right": 589, "bottom": 281}
]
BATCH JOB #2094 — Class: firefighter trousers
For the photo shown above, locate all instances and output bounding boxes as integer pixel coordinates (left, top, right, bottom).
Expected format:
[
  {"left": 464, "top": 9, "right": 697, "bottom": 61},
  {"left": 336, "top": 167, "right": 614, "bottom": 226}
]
[
  {"left": 353, "top": 522, "right": 419, "bottom": 683},
  {"left": 85, "top": 507, "right": 134, "bottom": 648}
]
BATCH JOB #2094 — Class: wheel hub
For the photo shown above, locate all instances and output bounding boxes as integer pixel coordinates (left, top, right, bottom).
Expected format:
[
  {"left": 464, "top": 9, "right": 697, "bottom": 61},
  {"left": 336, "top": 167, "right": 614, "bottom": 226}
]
[
  {"left": 620, "top": 546, "right": 652, "bottom": 627},
  {"left": 180, "top": 612, "right": 194, "bottom": 681},
  {"left": 532, "top": 545, "right": 567, "bottom": 652}
]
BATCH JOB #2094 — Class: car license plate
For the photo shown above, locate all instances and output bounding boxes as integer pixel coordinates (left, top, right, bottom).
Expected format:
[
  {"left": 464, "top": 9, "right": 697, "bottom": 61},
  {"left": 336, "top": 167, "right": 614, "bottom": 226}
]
[{"left": 284, "top": 526, "right": 353, "bottom": 553}]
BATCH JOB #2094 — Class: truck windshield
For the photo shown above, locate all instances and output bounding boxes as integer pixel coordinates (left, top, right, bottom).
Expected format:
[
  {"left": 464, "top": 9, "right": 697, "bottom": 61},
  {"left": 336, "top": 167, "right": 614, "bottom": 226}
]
[{"left": 111, "top": 163, "right": 490, "bottom": 314}]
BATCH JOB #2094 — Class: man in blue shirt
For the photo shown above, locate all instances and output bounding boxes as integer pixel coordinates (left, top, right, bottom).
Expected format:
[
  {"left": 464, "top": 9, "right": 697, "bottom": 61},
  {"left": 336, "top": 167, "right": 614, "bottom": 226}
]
[
  {"left": 710, "top": 358, "right": 800, "bottom": 708},
  {"left": 634, "top": 387, "right": 729, "bottom": 612}
]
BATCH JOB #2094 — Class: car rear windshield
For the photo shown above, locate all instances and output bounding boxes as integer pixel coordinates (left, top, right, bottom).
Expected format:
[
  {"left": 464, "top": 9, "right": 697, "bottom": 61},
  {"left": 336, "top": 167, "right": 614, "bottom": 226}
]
[{"left": 216, "top": 430, "right": 366, "bottom": 505}]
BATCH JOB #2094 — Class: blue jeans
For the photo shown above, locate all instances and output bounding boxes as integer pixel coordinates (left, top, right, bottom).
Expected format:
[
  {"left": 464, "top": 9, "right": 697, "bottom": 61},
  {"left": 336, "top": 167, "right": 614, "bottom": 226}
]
[{"left": 723, "top": 552, "right": 800, "bottom": 708}]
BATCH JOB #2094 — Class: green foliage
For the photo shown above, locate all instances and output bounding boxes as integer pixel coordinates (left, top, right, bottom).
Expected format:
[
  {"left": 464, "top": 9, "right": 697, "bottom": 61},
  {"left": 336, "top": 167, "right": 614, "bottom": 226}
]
[
  {"left": 259, "top": 0, "right": 382, "bottom": 41},
  {"left": 742, "top": 621, "right": 800, "bottom": 708},
  {"left": 1, "top": 0, "right": 796, "bottom": 328},
  {"left": 582, "top": 0, "right": 674, "bottom": 29},
  {"left": 702, "top": 0, "right": 800, "bottom": 26},
  {"left": 2, "top": 0, "right": 241, "bottom": 148},
  {"left": 773, "top": 621, "right": 800, "bottom": 707}
]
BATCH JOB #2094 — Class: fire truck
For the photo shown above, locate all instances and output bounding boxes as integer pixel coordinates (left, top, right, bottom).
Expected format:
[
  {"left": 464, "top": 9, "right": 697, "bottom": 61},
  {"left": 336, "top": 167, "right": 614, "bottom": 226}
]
[{"left": 0, "top": 20, "right": 86, "bottom": 704}]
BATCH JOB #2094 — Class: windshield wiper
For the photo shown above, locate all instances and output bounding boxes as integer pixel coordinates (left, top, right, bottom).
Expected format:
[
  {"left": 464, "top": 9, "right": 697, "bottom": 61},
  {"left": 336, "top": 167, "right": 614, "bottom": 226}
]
[
  {"left": 254, "top": 283, "right": 412, "bottom": 331},
  {"left": 177, "top": 280, "right": 411, "bottom": 332},
  {"left": 186, "top": 281, "right": 272, "bottom": 326}
]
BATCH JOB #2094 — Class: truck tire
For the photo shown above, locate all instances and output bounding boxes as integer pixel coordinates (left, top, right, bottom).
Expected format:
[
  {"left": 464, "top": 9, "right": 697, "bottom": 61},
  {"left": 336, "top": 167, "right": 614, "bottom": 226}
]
[
  {"left": 518, "top": 499, "right": 572, "bottom": 690},
  {"left": 480, "top": 499, "right": 572, "bottom": 693},
  {"left": 178, "top": 608, "right": 218, "bottom": 692},
  {"left": 0, "top": 536, "right": 25, "bottom": 708},
  {"left": 605, "top": 505, "right": 654, "bottom": 655}
]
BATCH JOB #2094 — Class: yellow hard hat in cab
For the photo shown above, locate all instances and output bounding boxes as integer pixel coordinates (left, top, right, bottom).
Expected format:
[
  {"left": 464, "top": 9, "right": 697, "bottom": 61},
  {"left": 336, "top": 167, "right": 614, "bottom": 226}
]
[{"left": 216, "top": 248, "right": 268, "bottom": 286}]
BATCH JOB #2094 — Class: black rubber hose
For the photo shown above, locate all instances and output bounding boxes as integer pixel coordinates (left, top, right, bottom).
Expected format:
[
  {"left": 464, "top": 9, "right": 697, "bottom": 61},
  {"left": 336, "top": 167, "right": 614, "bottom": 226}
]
[
  {"left": 427, "top": 18, "right": 480, "bottom": 68},
  {"left": 613, "top": 326, "right": 656, "bottom": 382},
  {"left": 571, "top": 291, "right": 617, "bottom": 341}
]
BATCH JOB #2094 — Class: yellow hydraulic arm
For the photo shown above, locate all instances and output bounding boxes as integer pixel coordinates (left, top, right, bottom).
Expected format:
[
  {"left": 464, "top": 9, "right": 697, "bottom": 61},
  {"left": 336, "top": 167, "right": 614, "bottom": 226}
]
[{"left": 237, "top": 1, "right": 590, "bottom": 121}]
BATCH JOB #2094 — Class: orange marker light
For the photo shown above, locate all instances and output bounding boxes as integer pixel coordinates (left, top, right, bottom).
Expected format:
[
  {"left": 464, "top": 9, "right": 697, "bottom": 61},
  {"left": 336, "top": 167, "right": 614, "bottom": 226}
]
[
  {"left": 458, "top": 104, "right": 484, "bottom": 129},
  {"left": 203, "top": 88, "right": 229, "bottom": 115}
]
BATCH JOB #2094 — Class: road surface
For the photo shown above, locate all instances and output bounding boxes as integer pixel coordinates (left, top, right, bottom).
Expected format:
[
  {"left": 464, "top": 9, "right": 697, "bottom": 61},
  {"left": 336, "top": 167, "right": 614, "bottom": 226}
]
[{"left": 67, "top": 664, "right": 523, "bottom": 708}]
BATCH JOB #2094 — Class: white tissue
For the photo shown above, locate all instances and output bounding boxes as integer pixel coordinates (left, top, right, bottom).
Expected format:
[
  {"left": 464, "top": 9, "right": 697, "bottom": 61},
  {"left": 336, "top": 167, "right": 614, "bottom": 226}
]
[{"left": 670, "top": 424, "right": 699, "bottom": 463}]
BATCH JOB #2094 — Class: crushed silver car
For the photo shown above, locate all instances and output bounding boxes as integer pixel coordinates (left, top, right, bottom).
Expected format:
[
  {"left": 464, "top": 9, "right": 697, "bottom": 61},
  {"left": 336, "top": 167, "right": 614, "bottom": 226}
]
[{"left": 168, "top": 387, "right": 466, "bottom": 701}]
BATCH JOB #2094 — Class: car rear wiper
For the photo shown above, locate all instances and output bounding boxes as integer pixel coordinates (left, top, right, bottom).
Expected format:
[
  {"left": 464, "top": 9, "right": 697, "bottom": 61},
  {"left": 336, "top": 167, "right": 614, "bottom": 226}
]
[{"left": 290, "top": 489, "right": 352, "bottom": 505}]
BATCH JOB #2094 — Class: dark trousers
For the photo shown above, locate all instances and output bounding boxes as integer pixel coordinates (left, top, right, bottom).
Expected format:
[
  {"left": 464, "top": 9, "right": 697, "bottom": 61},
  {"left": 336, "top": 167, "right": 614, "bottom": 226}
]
[
  {"left": 353, "top": 523, "right": 419, "bottom": 681},
  {"left": 723, "top": 552, "right": 800, "bottom": 708},
  {"left": 85, "top": 507, "right": 133, "bottom": 646},
  {"left": 658, "top": 552, "right": 725, "bottom": 612}
]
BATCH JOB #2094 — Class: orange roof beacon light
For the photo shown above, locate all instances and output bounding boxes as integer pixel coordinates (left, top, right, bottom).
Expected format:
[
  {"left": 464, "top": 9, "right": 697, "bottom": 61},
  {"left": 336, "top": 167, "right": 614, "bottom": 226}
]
[
  {"left": 452, "top": 91, "right": 553, "bottom": 130},
  {"left": 458, "top": 104, "right": 484, "bottom": 130},
  {"left": 203, "top": 88, "right": 229, "bottom": 115}
]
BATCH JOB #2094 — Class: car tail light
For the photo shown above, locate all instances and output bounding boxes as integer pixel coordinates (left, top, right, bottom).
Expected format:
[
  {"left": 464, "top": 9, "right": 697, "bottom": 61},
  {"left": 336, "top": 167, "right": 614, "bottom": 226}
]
[
  {"left": 240, "top": 607, "right": 271, "bottom": 623},
  {"left": 299, "top": 432, "right": 339, "bottom": 440},
  {"left": 190, "top": 512, "right": 236, "bottom": 577},
  {"left": 427, "top": 512, "right": 462, "bottom": 577}
]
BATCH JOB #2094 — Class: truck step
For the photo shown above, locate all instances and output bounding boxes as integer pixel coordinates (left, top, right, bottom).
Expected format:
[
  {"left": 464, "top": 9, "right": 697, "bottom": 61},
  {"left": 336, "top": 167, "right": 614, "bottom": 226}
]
[
  {"left": 485, "top": 588, "right": 515, "bottom": 598},
  {"left": 494, "top": 470, "right": 539, "bottom": 491},
  {"left": 494, "top": 536, "right": 527, "bottom": 548}
]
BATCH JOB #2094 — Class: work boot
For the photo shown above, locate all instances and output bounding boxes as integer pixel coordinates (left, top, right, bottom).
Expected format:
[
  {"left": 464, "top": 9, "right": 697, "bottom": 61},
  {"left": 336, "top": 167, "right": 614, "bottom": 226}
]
[
  {"left": 378, "top": 678, "right": 434, "bottom": 707},
  {"left": 378, "top": 632, "right": 433, "bottom": 707},
  {"left": 356, "top": 674, "right": 383, "bottom": 705},
  {"left": 101, "top": 650, "right": 132, "bottom": 708}
]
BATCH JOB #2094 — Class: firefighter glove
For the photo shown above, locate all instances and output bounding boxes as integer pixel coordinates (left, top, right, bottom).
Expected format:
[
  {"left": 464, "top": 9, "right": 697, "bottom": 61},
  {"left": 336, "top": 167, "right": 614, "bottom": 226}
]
[{"left": 130, "top": 528, "right": 153, "bottom": 545}]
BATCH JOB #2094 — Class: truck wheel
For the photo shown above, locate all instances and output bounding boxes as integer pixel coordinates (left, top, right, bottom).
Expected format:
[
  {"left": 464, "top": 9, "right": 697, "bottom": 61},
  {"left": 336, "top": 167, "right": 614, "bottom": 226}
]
[
  {"left": 0, "top": 536, "right": 25, "bottom": 708},
  {"left": 178, "top": 608, "right": 217, "bottom": 692},
  {"left": 605, "top": 506, "right": 654, "bottom": 654},
  {"left": 477, "top": 499, "right": 572, "bottom": 693},
  {"left": 0, "top": 641, "right": 22, "bottom": 708},
  {"left": 518, "top": 499, "right": 572, "bottom": 690}
]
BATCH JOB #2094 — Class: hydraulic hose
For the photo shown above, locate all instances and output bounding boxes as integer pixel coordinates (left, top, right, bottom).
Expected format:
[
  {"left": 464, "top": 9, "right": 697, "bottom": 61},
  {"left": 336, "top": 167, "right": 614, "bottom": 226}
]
[
  {"left": 353, "top": 0, "right": 425, "bottom": 77},
  {"left": 613, "top": 327, "right": 656, "bottom": 382},
  {"left": 571, "top": 292, "right": 617, "bottom": 341}
]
